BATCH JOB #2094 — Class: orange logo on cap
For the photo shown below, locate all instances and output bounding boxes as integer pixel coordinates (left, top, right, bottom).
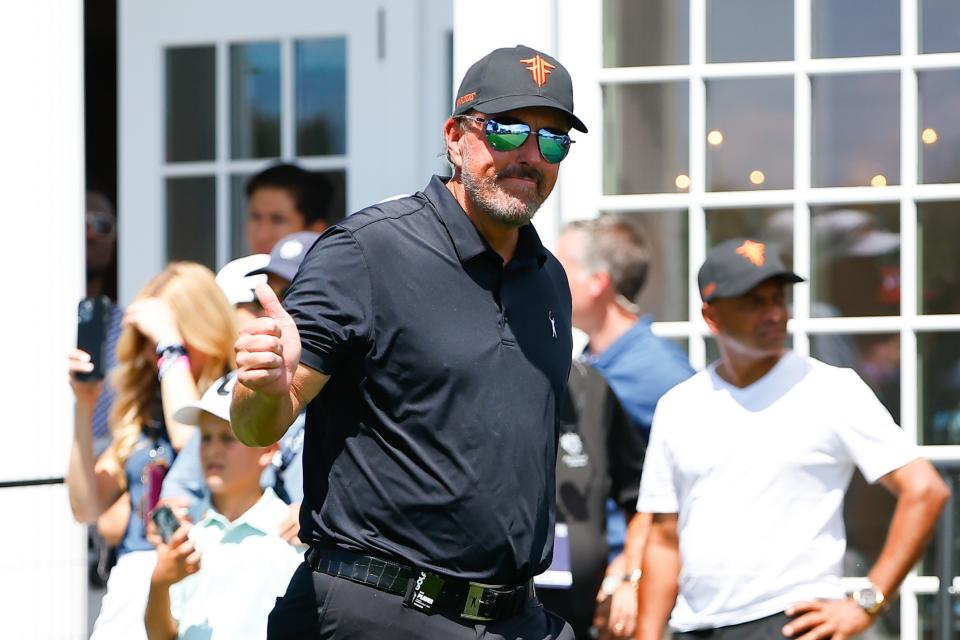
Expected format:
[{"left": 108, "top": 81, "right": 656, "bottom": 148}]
[
  {"left": 520, "top": 55, "right": 555, "bottom": 88},
  {"left": 736, "top": 240, "right": 766, "bottom": 267},
  {"left": 702, "top": 282, "right": 717, "bottom": 298},
  {"left": 456, "top": 91, "right": 477, "bottom": 108}
]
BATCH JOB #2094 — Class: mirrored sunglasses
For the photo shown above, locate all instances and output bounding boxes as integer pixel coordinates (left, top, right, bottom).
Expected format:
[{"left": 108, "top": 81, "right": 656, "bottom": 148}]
[
  {"left": 86, "top": 210, "right": 116, "bottom": 236},
  {"left": 459, "top": 114, "right": 574, "bottom": 164}
]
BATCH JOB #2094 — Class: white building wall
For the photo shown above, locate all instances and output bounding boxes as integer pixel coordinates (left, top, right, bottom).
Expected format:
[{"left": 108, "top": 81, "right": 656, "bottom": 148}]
[{"left": 0, "top": 1, "right": 88, "bottom": 638}]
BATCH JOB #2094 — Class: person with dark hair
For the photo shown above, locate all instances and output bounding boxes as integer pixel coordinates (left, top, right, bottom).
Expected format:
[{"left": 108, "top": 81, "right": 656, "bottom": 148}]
[
  {"left": 233, "top": 44, "right": 586, "bottom": 639},
  {"left": 245, "top": 163, "right": 332, "bottom": 254},
  {"left": 555, "top": 216, "right": 693, "bottom": 638}
]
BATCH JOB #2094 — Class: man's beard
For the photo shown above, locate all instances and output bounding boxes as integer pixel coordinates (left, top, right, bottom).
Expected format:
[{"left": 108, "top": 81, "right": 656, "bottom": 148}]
[{"left": 461, "top": 147, "right": 547, "bottom": 227}]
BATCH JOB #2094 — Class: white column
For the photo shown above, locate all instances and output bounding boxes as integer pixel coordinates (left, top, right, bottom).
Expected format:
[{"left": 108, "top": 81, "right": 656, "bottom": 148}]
[{"left": 0, "top": 1, "right": 88, "bottom": 639}]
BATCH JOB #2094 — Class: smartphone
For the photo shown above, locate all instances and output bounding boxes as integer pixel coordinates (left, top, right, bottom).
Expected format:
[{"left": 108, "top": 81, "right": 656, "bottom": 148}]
[
  {"left": 76, "top": 296, "right": 112, "bottom": 381},
  {"left": 151, "top": 505, "right": 181, "bottom": 544}
]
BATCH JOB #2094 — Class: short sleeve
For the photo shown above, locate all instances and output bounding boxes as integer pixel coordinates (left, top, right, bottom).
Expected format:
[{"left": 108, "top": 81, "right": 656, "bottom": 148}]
[
  {"left": 834, "top": 369, "right": 920, "bottom": 484},
  {"left": 636, "top": 405, "right": 679, "bottom": 514},
  {"left": 283, "top": 228, "right": 374, "bottom": 375}
]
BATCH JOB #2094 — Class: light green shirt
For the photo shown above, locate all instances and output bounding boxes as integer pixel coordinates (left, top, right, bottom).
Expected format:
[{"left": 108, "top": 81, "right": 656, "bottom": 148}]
[{"left": 169, "top": 489, "right": 303, "bottom": 640}]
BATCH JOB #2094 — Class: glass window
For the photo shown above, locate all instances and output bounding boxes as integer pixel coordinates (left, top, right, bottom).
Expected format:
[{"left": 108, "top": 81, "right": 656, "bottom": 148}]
[
  {"left": 810, "top": 204, "right": 900, "bottom": 318},
  {"left": 604, "top": 83, "right": 689, "bottom": 195},
  {"left": 706, "top": 207, "right": 795, "bottom": 270},
  {"left": 295, "top": 38, "right": 347, "bottom": 156},
  {"left": 812, "top": 0, "right": 900, "bottom": 58},
  {"left": 320, "top": 169, "right": 348, "bottom": 225},
  {"left": 919, "top": 332, "right": 960, "bottom": 445},
  {"left": 919, "top": 69, "right": 960, "bottom": 185},
  {"left": 918, "top": 202, "right": 960, "bottom": 315},
  {"left": 230, "top": 42, "right": 281, "bottom": 159},
  {"left": 165, "top": 46, "right": 216, "bottom": 163},
  {"left": 707, "top": 0, "right": 793, "bottom": 63},
  {"left": 811, "top": 73, "right": 900, "bottom": 188},
  {"left": 166, "top": 176, "right": 216, "bottom": 268},
  {"left": 230, "top": 173, "right": 252, "bottom": 260},
  {"left": 706, "top": 77, "right": 793, "bottom": 191},
  {"left": 603, "top": 0, "right": 688, "bottom": 67},
  {"left": 921, "top": 0, "right": 960, "bottom": 54},
  {"left": 605, "top": 211, "right": 688, "bottom": 322}
]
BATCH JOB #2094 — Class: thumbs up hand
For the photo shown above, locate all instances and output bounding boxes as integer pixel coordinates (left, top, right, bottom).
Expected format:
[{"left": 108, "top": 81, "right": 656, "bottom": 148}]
[{"left": 235, "top": 283, "right": 302, "bottom": 397}]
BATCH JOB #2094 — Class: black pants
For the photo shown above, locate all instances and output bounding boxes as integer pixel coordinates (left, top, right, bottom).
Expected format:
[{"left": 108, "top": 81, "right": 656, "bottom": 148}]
[
  {"left": 267, "top": 562, "right": 576, "bottom": 639},
  {"left": 674, "top": 612, "right": 791, "bottom": 639}
]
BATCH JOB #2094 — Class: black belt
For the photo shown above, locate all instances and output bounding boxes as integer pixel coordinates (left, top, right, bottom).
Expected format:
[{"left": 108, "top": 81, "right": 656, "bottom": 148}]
[{"left": 305, "top": 544, "right": 534, "bottom": 622}]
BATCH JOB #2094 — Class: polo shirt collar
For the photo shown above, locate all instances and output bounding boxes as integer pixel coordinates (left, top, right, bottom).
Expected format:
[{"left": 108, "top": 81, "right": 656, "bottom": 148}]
[
  {"left": 424, "top": 175, "right": 548, "bottom": 269},
  {"left": 195, "top": 488, "right": 283, "bottom": 536}
]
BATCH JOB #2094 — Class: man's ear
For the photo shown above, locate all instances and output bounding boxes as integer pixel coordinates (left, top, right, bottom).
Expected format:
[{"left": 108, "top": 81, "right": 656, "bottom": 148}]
[
  {"left": 443, "top": 117, "right": 464, "bottom": 170},
  {"left": 589, "top": 270, "right": 612, "bottom": 301},
  {"left": 702, "top": 301, "right": 721, "bottom": 336}
]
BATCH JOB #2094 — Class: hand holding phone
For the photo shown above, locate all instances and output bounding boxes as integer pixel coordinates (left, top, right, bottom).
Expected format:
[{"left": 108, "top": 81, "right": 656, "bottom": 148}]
[
  {"left": 76, "top": 296, "right": 112, "bottom": 381},
  {"left": 151, "top": 505, "right": 181, "bottom": 544}
]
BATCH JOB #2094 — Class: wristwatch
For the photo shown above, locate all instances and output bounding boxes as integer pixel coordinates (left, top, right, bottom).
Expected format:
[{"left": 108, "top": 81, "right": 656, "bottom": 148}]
[{"left": 852, "top": 585, "right": 887, "bottom": 616}]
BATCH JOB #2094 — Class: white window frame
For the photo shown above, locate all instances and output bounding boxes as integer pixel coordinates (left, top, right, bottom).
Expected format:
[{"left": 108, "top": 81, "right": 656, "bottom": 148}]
[{"left": 564, "top": 1, "right": 960, "bottom": 636}]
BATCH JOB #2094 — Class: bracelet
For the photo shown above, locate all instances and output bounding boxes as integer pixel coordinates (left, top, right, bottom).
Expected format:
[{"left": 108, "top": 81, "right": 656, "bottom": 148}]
[
  {"left": 627, "top": 568, "right": 643, "bottom": 589},
  {"left": 156, "top": 343, "right": 189, "bottom": 381}
]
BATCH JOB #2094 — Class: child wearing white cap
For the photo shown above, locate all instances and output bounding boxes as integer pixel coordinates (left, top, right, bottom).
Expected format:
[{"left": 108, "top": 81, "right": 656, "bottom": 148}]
[{"left": 144, "top": 372, "right": 302, "bottom": 640}]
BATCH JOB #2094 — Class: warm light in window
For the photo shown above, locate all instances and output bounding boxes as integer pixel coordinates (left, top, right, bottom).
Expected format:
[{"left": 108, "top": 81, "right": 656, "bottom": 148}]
[
  {"left": 707, "top": 130, "right": 724, "bottom": 146},
  {"left": 922, "top": 128, "right": 939, "bottom": 145},
  {"left": 675, "top": 174, "right": 691, "bottom": 190},
  {"left": 749, "top": 170, "right": 765, "bottom": 185},
  {"left": 870, "top": 174, "right": 888, "bottom": 187}
]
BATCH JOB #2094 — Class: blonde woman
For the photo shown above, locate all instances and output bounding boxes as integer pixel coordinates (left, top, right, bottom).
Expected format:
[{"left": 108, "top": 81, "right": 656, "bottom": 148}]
[{"left": 67, "top": 262, "right": 236, "bottom": 640}]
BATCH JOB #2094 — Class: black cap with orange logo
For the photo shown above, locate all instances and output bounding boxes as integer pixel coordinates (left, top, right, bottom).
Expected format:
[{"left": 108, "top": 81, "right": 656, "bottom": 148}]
[
  {"left": 452, "top": 44, "right": 588, "bottom": 133},
  {"left": 698, "top": 238, "right": 804, "bottom": 302}
]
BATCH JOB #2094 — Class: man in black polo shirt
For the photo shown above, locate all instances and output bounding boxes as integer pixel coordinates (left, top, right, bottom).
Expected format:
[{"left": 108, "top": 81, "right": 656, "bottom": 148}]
[{"left": 231, "top": 45, "right": 586, "bottom": 639}]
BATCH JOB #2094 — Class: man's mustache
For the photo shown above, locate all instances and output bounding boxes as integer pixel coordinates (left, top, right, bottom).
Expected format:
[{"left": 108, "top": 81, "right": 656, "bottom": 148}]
[{"left": 497, "top": 167, "right": 543, "bottom": 188}]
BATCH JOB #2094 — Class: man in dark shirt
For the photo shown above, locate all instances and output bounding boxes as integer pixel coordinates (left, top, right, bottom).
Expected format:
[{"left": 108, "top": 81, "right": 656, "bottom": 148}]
[{"left": 231, "top": 45, "right": 586, "bottom": 639}]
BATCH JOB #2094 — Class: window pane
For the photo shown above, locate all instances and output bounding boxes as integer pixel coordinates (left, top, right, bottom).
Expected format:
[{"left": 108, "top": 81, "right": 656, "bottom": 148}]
[
  {"left": 604, "top": 83, "right": 689, "bottom": 194},
  {"left": 166, "top": 176, "right": 216, "bottom": 269},
  {"left": 296, "top": 38, "right": 347, "bottom": 156},
  {"left": 812, "top": 73, "right": 899, "bottom": 187},
  {"left": 708, "top": 0, "right": 793, "bottom": 63},
  {"left": 230, "top": 174, "right": 251, "bottom": 260},
  {"left": 921, "top": 0, "right": 960, "bottom": 54},
  {"left": 230, "top": 43, "right": 280, "bottom": 159},
  {"left": 706, "top": 207, "right": 794, "bottom": 271},
  {"left": 918, "top": 202, "right": 960, "bottom": 315},
  {"left": 165, "top": 47, "right": 215, "bottom": 162},
  {"left": 812, "top": 0, "right": 900, "bottom": 58},
  {"left": 603, "top": 211, "right": 688, "bottom": 322},
  {"left": 919, "top": 69, "right": 960, "bottom": 185},
  {"left": 919, "top": 332, "right": 960, "bottom": 445},
  {"left": 809, "top": 205, "right": 900, "bottom": 318},
  {"left": 706, "top": 77, "right": 793, "bottom": 191},
  {"left": 603, "top": 0, "right": 688, "bottom": 67}
]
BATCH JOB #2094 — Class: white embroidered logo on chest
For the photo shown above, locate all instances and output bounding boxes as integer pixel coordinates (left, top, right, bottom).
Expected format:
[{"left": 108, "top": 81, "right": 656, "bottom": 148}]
[{"left": 548, "top": 310, "right": 557, "bottom": 338}]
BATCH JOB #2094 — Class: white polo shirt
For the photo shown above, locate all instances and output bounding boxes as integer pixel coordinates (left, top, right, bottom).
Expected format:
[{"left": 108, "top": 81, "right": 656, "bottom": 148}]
[
  {"left": 169, "top": 489, "right": 303, "bottom": 640},
  {"left": 637, "top": 351, "right": 918, "bottom": 632}
]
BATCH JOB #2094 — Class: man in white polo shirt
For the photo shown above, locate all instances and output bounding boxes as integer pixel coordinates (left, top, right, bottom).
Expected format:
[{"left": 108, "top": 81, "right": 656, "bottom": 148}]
[{"left": 636, "top": 238, "right": 949, "bottom": 640}]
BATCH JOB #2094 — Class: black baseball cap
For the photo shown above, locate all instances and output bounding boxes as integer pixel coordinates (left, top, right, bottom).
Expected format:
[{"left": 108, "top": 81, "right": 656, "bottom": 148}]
[
  {"left": 698, "top": 238, "right": 804, "bottom": 302},
  {"left": 452, "top": 44, "right": 587, "bottom": 133}
]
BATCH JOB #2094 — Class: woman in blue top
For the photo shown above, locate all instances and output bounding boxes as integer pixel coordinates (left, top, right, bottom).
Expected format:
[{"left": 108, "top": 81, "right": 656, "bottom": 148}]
[{"left": 67, "top": 261, "right": 237, "bottom": 640}]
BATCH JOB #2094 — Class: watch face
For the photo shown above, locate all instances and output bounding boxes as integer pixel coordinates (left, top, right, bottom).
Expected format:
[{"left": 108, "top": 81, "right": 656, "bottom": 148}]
[{"left": 857, "top": 588, "right": 879, "bottom": 609}]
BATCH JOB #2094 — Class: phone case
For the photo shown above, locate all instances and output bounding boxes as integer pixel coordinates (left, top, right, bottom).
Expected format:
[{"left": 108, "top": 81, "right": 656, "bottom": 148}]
[{"left": 76, "top": 296, "right": 112, "bottom": 381}]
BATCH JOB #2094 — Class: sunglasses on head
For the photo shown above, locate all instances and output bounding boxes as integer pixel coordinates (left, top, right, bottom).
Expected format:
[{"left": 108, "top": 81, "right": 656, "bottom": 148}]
[{"left": 458, "top": 114, "right": 574, "bottom": 164}]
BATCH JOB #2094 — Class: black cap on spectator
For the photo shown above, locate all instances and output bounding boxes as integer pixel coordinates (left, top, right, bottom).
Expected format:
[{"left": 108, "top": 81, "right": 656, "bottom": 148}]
[{"left": 698, "top": 238, "right": 804, "bottom": 302}]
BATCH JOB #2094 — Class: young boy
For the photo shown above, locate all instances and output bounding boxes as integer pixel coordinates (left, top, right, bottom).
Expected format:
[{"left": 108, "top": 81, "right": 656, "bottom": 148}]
[{"left": 144, "top": 372, "right": 302, "bottom": 640}]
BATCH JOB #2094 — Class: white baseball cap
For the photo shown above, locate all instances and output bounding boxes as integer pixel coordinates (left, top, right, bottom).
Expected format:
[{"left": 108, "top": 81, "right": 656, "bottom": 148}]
[
  {"left": 172, "top": 372, "right": 237, "bottom": 425},
  {"left": 216, "top": 254, "right": 270, "bottom": 305}
]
